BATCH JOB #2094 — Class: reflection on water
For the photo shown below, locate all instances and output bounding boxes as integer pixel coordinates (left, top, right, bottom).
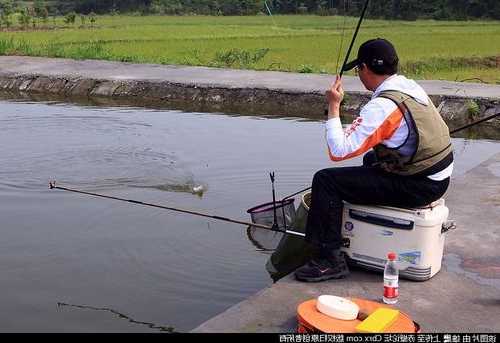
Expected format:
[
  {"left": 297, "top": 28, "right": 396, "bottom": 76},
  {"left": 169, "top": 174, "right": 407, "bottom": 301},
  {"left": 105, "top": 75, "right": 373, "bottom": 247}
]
[
  {"left": 129, "top": 181, "right": 206, "bottom": 197},
  {"left": 265, "top": 233, "right": 315, "bottom": 283},
  {"left": 247, "top": 222, "right": 311, "bottom": 282},
  {"left": 246, "top": 226, "right": 283, "bottom": 253},
  {"left": 57, "top": 302, "right": 176, "bottom": 333},
  {"left": 247, "top": 196, "right": 317, "bottom": 282}
]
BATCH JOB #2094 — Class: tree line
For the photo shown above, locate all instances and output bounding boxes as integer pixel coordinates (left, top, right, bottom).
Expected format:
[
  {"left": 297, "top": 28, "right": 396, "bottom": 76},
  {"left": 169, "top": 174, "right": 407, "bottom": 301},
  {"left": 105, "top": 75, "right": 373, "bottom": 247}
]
[{"left": 2, "top": 0, "right": 499, "bottom": 19}]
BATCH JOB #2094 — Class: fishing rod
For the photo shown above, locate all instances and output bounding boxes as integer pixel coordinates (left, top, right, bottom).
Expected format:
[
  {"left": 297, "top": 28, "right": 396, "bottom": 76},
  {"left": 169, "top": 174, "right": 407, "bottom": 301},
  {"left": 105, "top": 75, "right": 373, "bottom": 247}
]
[
  {"left": 282, "top": 186, "right": 312, "bottom": 201},
  {"left": 300, "top": 0, "right": 372, "bottom": 198},
  {"left": 282, "top": 110, "right": 500, "bottom": 201},
  {"left": 270, "top": 172, "right": 279, "bottom": 229},
  {"left": 264, "top": 0, "right": 277, "bottom": 28},
  {"left": 339, "top": 0, "right": 370, "bottom": 78},
  {"left": 325, "top": 0, "right": 370, "bottom": 117},
  {"left": 48, "top": 182, "right": 305, "bottom": 238},
  {"left": 450, "top": 111, "right": 500, "bottom": 134}
]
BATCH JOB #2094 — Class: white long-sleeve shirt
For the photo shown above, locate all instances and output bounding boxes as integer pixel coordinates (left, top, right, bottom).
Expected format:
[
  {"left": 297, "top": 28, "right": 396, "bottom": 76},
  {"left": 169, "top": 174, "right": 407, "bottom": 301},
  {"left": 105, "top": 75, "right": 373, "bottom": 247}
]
[{"left": 326, "top": 75, "right": 453, "bottom": 181}]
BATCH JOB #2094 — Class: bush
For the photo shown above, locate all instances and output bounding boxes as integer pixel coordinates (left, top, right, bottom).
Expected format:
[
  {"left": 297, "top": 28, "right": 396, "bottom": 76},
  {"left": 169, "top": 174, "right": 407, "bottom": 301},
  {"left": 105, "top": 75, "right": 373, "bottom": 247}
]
[
  {"left": 43, "top": 41, "right": 66, "bottom": 57},
  {"left": 64, "top": 11, "right": 76, "bottom": 25},
  {"left": 317, "top": 7, "right": 337, "bottom": 16},
  {"left": 297, "top": 5, "right": 308, "bottom": 14},
  {"left": 89, "top": 11, "right": 96, "bottom": 26},
  {"left": 212, "top": 48, "right": 269, "bottom": 68},
  {"left": 18, "top": 9, "right": 32, "bottom": 28},
  {"left": 1, "top": 14, "right": 12, "bottom": 28},
  {"left": 467, "top": 100, "right": 481, "bottom": 118},
  {"left": 0, "top": 38, "right": 15, "bottom": 55},
  {"left": 298, "top": 64, "right": 314, "bottom": 73},
  {"left": 68, "top": 40, "right": 111, "bottom": 60}
]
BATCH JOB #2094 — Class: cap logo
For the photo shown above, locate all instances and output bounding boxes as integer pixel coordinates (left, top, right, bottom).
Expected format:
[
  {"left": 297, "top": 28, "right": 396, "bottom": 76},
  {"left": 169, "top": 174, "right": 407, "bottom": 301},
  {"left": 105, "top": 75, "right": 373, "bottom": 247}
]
[{"left": 372, "top": 59, "right": 384, "bottom": 66}]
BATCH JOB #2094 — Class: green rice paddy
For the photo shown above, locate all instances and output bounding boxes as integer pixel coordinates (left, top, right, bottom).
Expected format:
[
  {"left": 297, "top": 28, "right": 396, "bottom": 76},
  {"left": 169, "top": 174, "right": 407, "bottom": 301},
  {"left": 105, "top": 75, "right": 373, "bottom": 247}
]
[{"left": 1, "top": 15, "right": 499, "bottom": 83}]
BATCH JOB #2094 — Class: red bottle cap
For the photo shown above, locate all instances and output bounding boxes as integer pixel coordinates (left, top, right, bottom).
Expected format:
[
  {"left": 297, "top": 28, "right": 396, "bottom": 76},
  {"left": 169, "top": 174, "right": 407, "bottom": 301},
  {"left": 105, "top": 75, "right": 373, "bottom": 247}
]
[{"left": 388, "top": 252, "right": 397, "bottom": 261}]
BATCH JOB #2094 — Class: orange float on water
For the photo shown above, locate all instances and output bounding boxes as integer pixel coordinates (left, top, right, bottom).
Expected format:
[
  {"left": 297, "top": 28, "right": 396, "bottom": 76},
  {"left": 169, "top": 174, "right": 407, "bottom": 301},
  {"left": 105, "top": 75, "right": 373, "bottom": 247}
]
[{"left": 297, "top": 298, "right": 421, "bottom": 333}]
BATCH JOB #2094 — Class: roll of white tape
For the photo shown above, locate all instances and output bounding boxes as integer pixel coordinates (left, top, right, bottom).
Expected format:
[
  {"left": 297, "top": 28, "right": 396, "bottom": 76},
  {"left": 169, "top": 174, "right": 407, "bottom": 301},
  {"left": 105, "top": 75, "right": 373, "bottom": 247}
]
[{"left": 316, "top": 295, "right": 359, "bottom": 320}]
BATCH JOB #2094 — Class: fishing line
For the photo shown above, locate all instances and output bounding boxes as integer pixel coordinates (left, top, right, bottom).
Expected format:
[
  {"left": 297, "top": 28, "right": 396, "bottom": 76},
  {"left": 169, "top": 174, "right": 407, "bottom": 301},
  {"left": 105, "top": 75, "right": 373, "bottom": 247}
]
[
  {"left": 264, "top": 0, "right": 278, "bottom": 28},
  {"left": 335, "top": 0, "right": 348, "bottom": 74},
  {"left": 325, "top": 0, "right": 369, "bottom": 117},
  {"left": 339, "top": 0, "right": 370, "bottom": 78}
]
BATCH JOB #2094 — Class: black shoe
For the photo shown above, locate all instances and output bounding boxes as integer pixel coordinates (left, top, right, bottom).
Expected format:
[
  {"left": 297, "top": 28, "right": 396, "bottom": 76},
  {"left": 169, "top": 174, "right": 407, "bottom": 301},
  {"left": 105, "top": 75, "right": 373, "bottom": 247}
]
[{"left": 294, "top": 250, "right": 349, "bottom": 282}]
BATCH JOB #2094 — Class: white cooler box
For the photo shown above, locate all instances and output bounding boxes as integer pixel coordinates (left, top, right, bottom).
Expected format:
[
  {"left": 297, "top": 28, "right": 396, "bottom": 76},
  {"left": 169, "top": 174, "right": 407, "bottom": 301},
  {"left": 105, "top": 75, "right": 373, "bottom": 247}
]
[{"left": 340, "top": 199, "right": 453, "bottom": 281}]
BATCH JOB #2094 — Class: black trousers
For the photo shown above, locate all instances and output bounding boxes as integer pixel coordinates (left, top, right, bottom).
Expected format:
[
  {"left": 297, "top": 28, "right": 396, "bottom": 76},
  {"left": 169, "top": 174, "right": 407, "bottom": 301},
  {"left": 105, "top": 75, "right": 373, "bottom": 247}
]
[{"left": 305, "top": 153, "right": 450, "bottom": 252}]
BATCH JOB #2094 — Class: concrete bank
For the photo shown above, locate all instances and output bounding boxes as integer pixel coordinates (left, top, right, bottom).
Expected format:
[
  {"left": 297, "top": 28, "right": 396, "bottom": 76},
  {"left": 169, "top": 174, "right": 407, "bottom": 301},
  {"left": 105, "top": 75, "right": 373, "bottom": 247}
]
[
  {"left": 0, "top": 56, "right": 499, "bottom": 126},
  {"left": 193, "top": 152, "right": 500, "bottom": 333}
]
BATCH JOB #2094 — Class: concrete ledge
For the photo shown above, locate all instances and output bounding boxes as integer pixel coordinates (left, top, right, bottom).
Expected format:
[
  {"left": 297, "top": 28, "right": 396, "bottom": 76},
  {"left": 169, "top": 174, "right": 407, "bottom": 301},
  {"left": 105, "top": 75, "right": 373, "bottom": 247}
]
[{"left": 0, "top": 56, "right": 499, "bottom": 126}]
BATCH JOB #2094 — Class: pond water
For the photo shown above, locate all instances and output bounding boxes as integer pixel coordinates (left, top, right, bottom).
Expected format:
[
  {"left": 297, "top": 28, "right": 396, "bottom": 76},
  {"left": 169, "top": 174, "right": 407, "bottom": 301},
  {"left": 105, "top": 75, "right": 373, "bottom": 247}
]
[{"left": 1, "top": 99, "right": 499, "bottom": 332}]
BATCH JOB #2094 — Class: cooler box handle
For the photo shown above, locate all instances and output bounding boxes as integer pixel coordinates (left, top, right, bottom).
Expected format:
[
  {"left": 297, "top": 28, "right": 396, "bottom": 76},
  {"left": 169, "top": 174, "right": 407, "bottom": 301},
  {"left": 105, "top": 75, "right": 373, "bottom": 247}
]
[{"left": 349, "top": 209, "right": 414, "bottom": 230}]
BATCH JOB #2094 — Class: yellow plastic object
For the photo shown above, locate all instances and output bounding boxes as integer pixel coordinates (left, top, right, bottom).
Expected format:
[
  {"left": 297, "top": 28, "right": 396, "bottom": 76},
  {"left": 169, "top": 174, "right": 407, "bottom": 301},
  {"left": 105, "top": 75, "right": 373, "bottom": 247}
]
[{"left": 355, "top": 308, "right": 400, "bottom": 333}]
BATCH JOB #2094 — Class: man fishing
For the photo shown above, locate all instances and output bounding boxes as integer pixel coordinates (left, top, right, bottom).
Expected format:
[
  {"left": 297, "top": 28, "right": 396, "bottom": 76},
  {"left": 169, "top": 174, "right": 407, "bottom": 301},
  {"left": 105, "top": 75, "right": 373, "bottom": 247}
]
[{"left": 294, "top": 38, "right": 454, "bottom": 282}]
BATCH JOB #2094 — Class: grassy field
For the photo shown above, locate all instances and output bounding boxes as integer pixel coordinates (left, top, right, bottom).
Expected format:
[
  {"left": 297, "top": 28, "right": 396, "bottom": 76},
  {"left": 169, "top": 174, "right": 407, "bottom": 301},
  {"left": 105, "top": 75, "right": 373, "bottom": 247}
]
[{"left": 0, "top": 15, "right": 499, "bottom": 83}]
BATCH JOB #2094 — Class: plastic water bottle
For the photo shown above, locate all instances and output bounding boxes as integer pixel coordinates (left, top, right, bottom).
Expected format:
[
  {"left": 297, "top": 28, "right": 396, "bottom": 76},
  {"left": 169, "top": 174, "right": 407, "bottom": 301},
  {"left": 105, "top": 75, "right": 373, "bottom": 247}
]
[{"left": 383, "top": 252, "right": 399, "bottom": 304}]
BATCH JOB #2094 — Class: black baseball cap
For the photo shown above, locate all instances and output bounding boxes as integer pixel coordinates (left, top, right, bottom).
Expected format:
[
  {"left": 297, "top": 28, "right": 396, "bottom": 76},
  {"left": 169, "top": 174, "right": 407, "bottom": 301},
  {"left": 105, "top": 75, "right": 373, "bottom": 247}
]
[{"left": 343, "top": 38, "right": 399, "bottom": 73}]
